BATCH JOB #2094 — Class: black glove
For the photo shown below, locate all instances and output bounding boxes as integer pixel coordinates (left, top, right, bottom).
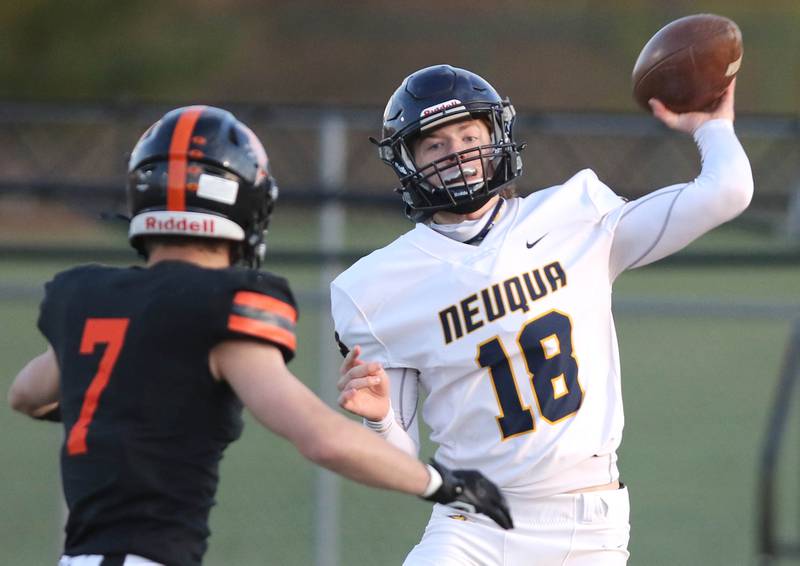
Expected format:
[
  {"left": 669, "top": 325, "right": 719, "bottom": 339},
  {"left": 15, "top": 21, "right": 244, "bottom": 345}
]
[{"left": 423, "top": 459, "right": 513, "bottom": 530}]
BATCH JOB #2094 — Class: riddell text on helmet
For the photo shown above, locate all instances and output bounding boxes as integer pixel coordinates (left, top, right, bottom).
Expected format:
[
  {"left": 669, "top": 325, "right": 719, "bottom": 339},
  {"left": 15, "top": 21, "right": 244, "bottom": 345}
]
[
  {"left": 421, "top": 99, "right": 463, "bottom": 118},
  {"left": 144, "top": 216, "right": 215, "bottom": 234}
]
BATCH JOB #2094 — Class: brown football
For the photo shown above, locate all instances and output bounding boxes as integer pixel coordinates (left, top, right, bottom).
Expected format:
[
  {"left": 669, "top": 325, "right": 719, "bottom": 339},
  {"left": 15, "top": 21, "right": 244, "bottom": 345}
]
[{"left": 632, "top": 14, "right": 742, "bottom": 113}]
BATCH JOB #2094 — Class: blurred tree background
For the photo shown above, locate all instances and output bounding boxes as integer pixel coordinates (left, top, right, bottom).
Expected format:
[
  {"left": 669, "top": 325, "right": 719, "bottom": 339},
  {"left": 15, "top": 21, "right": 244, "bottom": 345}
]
[{"left": 1, "top": 0, "right": 798, "bottom": 113}]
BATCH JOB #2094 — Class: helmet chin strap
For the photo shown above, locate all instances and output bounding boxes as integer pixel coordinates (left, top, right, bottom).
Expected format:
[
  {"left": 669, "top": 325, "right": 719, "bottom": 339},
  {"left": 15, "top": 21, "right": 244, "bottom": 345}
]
[
  {"left": 463, "top": 197, "right": 504, "bottom": 245},
  {"left": 429, "top": 198, "right": 504, "bottom": 245},
  {"left": 449, "top": 190, "right": 492, "bottom": 214}
]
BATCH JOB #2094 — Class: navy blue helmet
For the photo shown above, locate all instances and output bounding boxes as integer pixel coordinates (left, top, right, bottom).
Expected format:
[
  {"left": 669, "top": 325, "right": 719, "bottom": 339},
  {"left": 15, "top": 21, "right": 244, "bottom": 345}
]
[{"left": 376, "top": 65, "right": 524, "bottom": 221}]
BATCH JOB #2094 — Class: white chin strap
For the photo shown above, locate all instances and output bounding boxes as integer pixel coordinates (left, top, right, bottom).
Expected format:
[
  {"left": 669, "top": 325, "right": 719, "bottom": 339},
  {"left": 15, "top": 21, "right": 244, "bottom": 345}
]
[{"left": 129, "top": 211, "right": 245, "bottom": 241}]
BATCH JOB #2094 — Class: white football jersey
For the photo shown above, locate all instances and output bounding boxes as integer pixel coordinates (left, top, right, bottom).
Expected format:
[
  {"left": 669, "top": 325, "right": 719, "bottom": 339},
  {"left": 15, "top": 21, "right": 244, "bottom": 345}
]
[{"left": 332, "top": 169, "right": 629, "bottom": 497}]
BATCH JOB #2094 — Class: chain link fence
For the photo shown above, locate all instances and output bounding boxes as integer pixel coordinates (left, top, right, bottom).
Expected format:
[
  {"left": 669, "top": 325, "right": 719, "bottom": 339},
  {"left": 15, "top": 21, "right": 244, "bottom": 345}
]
[{"left": 0, "top": 100, "right": 798, "bottom": 216}]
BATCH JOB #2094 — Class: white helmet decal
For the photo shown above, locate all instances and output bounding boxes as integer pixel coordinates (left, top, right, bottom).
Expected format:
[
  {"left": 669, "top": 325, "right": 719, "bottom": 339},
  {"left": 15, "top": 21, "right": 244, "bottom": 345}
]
[{"left": 420, "top": 99, "right": 463, "bottom": 118}]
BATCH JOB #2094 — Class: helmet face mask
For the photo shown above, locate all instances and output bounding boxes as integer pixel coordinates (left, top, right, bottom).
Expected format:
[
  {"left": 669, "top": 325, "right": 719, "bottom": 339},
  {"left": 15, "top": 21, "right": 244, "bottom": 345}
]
[
  {"left": 377, "top": 65, "right": 523, "bottom": 221},
  {"left": 127, "top": 105, "right": 278, "bottom": 267}
]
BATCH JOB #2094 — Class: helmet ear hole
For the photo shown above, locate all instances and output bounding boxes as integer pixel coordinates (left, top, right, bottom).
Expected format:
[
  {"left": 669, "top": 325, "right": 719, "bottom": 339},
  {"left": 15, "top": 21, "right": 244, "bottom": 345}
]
[{"left": 379, "top": 145, "right": 395, "bottom": 161}]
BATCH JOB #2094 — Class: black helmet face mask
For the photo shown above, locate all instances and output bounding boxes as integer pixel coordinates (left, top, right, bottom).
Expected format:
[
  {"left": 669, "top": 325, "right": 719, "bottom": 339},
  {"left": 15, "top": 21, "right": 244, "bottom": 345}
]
[
  {"left": 126, "top": 105, "right": 279, "bottom": 267},
  {"left": 399, "top": 114, "right": 510, "bottom": 214},
  {"left": 377, "top": 65, "right": 524, "bottom": 221}
]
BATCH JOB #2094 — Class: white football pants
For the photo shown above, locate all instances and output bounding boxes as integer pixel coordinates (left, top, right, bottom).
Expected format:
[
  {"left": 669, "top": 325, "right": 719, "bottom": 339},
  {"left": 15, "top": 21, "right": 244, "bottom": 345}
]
[
  {"left": 58, "top": 555, "right": 163, "bottom": 566},
  {"left": 404, "top": 486, "right": 630, "bottom": 565}
]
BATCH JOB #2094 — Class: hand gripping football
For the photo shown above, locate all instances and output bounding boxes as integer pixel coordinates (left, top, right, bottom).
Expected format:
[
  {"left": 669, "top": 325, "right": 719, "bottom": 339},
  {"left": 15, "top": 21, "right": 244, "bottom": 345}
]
[{"left": 632, "top": 13, "right": 742, "bottom": 113}]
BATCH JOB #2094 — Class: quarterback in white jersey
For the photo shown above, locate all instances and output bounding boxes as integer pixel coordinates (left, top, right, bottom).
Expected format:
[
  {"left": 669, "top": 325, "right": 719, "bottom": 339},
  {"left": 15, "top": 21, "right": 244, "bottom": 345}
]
[{"left": 332, "top": 65, "right": 752, "bottom": 565}]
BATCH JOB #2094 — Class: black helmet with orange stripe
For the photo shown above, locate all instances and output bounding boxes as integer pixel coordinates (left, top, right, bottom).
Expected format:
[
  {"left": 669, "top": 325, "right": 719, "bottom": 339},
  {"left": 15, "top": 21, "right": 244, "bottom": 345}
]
[{"left": 127, "top": 105, "right": 278, "bottom": 267}]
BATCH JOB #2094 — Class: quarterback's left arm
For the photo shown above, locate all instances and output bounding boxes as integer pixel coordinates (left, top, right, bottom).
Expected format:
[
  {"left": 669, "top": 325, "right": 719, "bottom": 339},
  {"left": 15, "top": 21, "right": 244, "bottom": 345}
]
[
  {"left": 609, "top": 81, "right": 753, "bottom": 278},
  {"left": 331, "top": 281, "right": 421, "bottom": 456},
  {"left": 356, "top": 366, "right": 421, "bottom": 457},
  {"left": 8, "top": 346, "right": 61, "bottom": 419},
  {"left": 337, "top": 346, "right": 421, "bottom": 456}
]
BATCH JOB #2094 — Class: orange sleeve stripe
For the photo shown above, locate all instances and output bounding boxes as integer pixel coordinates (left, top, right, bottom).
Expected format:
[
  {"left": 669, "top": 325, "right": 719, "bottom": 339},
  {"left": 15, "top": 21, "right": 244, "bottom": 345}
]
[
  {"left": 228, "top": 314, "right": 297, "bottom": 351},
  {"left": 233, "top": 291, "right": 297, "bottom": 323},
  {"left": 167, "top": 106, "right": 206, "bottom": 211}
]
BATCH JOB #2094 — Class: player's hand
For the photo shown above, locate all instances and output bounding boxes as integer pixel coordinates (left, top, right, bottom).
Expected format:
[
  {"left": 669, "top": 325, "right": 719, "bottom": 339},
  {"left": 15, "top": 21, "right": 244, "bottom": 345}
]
[
  {"left": 423, "top": 459, "right": 514, "bottom": 530},
  {"left": 650, "top": 77, "right": 736, "bottom": 134},
  {"left": 336, "top": 345, "right": 391, "bottom": 421}
]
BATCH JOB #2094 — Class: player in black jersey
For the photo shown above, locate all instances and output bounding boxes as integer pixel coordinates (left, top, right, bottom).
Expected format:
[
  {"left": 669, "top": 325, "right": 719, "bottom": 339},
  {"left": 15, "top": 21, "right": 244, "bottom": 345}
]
[{"left": 8, "top": 105, "right": 513, "bottom": 566}]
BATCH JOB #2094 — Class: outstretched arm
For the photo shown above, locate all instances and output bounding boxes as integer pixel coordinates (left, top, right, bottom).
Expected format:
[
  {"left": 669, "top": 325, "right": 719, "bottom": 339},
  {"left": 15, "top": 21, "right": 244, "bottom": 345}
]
[
  {"left": 211, "top": 339, "right": 513, "bottom": 528},
  {"left": 213, "top": 340, "right": 428, "bottom": 493},
  {"left": 609, "top": 80, "right": 753, "bottom": 279}
]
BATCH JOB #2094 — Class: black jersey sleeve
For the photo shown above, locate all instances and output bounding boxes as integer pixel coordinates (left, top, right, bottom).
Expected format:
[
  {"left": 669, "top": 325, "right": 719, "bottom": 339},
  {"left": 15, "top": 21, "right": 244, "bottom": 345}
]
[
  {"left": 37, "top": 266, "right": 89, "bottom": 351},
  {"left": 216, "top": 269, "right": 299, "bottom": 363},
  {"left": 38, "top": 272, "right": 63, "bottom": 346}
]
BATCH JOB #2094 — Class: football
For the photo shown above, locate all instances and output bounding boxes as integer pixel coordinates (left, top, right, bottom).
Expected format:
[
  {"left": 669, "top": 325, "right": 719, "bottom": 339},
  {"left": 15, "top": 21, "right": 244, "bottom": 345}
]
[{"left": 632, "top": 14, "right": 742, "bottom": 113}]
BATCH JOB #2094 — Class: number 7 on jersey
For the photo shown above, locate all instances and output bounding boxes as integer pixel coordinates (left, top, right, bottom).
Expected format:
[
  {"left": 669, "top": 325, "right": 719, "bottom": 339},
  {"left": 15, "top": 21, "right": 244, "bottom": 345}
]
[{"left": 67, "top": 318, "right": 130, "bottom": 456}]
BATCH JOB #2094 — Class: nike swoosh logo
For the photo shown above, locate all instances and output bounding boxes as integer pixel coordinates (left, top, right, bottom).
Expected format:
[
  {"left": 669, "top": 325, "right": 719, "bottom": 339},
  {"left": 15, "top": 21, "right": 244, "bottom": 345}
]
[{"left": 526, "top": 233, "right": 548, "bottom": 249}]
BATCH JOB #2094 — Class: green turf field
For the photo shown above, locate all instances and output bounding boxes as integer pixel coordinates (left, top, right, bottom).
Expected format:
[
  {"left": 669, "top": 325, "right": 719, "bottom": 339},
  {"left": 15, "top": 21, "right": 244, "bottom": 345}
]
[{"left": 1, "top": 213, "right": 798, "bottom": 565}]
